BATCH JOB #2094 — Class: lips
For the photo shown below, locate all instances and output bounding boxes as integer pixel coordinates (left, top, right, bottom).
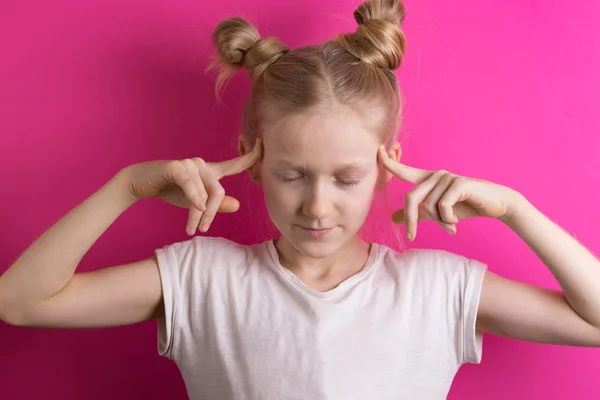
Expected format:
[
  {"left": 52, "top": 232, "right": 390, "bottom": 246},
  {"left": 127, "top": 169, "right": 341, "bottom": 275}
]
[{"left": 300, "top": 226, "right": 334, "bottom": 238}]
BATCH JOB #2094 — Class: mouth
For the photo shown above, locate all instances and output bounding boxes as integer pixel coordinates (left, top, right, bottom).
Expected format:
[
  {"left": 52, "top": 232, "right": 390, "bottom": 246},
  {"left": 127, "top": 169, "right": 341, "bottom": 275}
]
[{"left": 299, "top": 226, "right": 335, "bottom": 238}]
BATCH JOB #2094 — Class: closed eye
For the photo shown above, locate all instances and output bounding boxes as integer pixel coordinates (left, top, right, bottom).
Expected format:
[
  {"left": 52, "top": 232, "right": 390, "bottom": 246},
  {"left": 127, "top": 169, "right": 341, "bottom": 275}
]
[
  {"left": 278, "top": 175, "right": 304, "bottom": 183},
  {"left": 336, "top": 178, "right": 361, "bottom": 186},
  {"left": 275, "top": 172, "right": 362, "bottom": 187}
]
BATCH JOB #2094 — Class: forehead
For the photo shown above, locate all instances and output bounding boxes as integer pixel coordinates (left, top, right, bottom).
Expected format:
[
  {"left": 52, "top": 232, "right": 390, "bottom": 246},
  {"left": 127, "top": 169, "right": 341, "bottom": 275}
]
[{"left": 263, "top": 108, "right": 379, "bottom": 167}]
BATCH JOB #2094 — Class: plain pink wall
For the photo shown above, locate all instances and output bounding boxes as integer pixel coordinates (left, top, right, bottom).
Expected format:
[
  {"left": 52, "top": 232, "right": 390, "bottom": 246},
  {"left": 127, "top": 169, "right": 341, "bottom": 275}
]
[{"left": 1, "top": 0, "right": 599, "bottom": 398}]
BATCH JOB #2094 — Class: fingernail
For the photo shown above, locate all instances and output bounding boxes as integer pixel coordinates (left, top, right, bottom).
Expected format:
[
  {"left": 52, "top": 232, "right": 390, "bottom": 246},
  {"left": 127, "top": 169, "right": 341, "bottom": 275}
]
[
  {"left": 407, "top": 231, "right": 413, "bottom": 241},
  {"left": 200, "top": 224, "right": 209, "bottom": 232}
]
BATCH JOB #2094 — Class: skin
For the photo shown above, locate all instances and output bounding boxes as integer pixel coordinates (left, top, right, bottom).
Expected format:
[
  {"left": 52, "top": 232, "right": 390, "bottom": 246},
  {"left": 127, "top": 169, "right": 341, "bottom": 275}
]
[
  {"left": 256, "top": 108, "right": 384, "bottom": 288},
  {"left": 242, "top": 105, "right": 600, "bottom": 346},
  {"left": 376, "top": 150, "right": 600, "bottom": 345},
  {"left": 2, "top": 104, "right": 599, "bottom": 349}
]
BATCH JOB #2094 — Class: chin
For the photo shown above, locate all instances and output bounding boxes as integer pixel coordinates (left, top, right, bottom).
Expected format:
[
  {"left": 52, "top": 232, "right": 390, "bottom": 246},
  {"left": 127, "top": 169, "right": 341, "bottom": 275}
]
[{"left": 285, "top": 226, "right": 350, "bottom": 258}]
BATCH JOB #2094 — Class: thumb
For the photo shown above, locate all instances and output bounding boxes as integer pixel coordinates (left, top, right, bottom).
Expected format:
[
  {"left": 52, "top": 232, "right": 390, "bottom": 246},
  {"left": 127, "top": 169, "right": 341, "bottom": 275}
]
[
  {"left": 391, "top": 208, "right": 432, "bottom": 224},
  {"left": 391, "top": 202, "right": 479, "bottom": 224},
  {"left": 217, "top": 195, "right": 241, "bottom": 213}
]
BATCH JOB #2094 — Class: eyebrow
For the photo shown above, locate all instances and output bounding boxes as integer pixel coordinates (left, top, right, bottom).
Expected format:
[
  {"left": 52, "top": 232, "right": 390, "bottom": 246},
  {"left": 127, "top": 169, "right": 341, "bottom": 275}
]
[{"left": 274, "top": 161, "right": 370, "bottom": 174}]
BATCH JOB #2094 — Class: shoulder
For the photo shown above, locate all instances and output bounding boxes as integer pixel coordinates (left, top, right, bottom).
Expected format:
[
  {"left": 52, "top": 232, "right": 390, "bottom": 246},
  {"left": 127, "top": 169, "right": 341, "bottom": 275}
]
[
  {"left": 380, "top": 244, "right": 485, "bottom": 268},
  {"left": 378, "top": 245, "right": 473, "bottom": 267},
  {"left": 376, "top": 244, "right": 488, "bottom": 285},
  {"left": 154, "top": 235, "right": 269, "bottom": 279},
  {"left": 156, "top": 235, "right": 247, "bottom": 257}
]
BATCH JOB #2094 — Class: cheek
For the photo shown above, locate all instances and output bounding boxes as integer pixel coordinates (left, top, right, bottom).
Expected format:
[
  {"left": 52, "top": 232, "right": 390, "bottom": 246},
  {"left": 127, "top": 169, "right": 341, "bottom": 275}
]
[
  {"left": 343, "top": 181, "right": 377, "bottom": 214},
  {"left": 345, "top": 188, "right": 375, "bottom": 211},
  {"left": 262, "top": 178, "right": 299, "bottom": 212}
]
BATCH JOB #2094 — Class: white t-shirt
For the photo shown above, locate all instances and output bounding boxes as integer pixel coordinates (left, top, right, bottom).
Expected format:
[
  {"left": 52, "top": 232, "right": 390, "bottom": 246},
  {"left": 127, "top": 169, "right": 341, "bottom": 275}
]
[{"left": 154, "top": 236, "right": 487, "bottom": 400}]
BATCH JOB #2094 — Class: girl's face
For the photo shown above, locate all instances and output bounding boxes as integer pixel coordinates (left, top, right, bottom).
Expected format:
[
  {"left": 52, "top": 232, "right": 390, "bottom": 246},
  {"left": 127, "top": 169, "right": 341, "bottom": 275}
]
[{"left": 259, "top": 108, "right": 381, "bottom": 259}]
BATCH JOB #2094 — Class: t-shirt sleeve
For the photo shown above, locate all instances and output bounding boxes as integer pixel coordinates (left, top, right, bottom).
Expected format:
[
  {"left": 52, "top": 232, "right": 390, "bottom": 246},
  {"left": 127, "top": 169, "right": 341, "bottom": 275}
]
[
  {"left": 415, "top": 249, "right": 488, "bottom": 365},
  {"left": 154, "top": 235, "right": 224, "bottom": 360},
  {"left": 153, "top": 235, "right": 243, "bottom": 361},
  {"left": 460, "top": 257, "right": 488, "bottom": 364},
  {"left": 154, "top": 237, "right": 197, "bottom": 360}
]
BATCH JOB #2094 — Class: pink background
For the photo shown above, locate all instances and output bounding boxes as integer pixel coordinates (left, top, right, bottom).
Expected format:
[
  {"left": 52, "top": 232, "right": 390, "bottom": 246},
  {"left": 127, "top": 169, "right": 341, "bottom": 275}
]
[{"left": 1, "top": 0, "right": 599, "bottom": 398}]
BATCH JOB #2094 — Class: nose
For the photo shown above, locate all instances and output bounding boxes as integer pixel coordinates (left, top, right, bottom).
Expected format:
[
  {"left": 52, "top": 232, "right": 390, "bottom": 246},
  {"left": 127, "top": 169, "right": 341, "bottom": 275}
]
[{"left": 302, "top": 182, "right": 334, "bottom": 220}]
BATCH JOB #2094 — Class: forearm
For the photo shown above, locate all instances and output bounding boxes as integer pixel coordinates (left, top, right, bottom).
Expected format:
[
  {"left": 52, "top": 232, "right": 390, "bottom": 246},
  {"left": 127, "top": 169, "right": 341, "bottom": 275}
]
[
  {"left": 0, "top": 169, "right": 138, "bottom": 315},
  {"left": 501, "top": 193, "right": 600, "bottom": 327}
]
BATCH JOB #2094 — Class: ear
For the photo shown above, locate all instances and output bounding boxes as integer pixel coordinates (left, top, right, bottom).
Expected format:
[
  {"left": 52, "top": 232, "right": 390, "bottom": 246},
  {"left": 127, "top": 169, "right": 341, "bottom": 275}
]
[
  {"left": 238, "top": 137, "right": 261, "bottom": 183},
  {"left": 383, "top": 141, "right": 402, "bottom": 184}
]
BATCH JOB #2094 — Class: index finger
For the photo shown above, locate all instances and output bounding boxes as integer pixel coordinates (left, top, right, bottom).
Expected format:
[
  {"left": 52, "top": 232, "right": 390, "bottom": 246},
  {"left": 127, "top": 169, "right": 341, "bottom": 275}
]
[
  {"left": 214, "top": 137, "right": 263, "bottom": 179},
  {"left": 377, "top": 145, "right": 432, "bottom": 184}
]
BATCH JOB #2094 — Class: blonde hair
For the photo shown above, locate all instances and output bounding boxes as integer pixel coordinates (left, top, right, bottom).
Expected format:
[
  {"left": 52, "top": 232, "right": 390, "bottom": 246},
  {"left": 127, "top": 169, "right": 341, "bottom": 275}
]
[
  {"left": 210, "top": 0, "right": 407, "bottom": 152},
  {"left": 209, "top": 0, "right": 408, "bottom": 249}
]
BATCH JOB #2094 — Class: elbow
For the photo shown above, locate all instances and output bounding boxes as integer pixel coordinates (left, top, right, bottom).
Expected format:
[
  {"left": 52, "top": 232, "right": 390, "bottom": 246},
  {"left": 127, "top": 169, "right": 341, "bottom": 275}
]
[
  {"left": 0, "top": 306, "right": 26, "bottom": 327},
  {"left": 0, "top": 300, "right": 36, "bottom": 327},
  {"left": 593, "top": 326, "right": 600, "bottom": 348},
  {"left": 583, "top": 322, "right": 600, "bottom": 348},
  {"left": 0, "top": 286, "right": 19, "bottom": 326},
  {"left": 0, "top": 284, "right": 40, "bottom": 327}
]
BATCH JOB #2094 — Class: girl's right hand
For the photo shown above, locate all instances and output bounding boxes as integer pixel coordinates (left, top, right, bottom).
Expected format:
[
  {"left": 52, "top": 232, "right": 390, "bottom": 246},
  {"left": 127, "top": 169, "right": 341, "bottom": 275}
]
[{"left": 123, "top": 138, "right": 262, "bottom": 235}]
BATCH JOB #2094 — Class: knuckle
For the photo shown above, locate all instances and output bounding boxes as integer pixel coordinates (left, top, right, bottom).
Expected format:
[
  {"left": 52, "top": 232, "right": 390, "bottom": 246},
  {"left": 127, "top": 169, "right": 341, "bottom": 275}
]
[
  {"left": 194, "top": 158, "right": 207, "bottom": 168},
  {"left": 182, "top": 158, "right": 200, "bottom": 173},
  {"left": 441, "top": 172, "right": 454, "bottom": 184},
  {"left": 213, "top": 185, "right": 225, "bottom": 197},
  {"left": 438, "top": 200, "right": 452, "bottom": 209},
  {"left": 438, "top": 207, "right": 451, "bottom": 219},
  {"left": 202, "top": 212, "right": 216, "bottom": 221},
  {"left": 453, "top": 176, "right": 466, "bottom": 185},
  {"left": 169, "top": 160, "right": 188, "bottom": 177},
  {"left": 452, "top": 180, "right": 466, "bottom": 191},
  {"left": 167, "top": 159, "right": 184, "bottom": 172},
  {"left": 189, "top": 210, "right": 202, "bottom": 221}
]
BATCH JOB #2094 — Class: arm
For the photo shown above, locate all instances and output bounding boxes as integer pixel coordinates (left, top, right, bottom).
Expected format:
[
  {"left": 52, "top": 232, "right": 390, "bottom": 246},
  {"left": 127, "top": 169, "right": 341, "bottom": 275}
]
[
  {"left": 375, "top": 148, "right": 600, "bottom": 346},
  {"left": 0, "top": 169, "right": 164, "bottom": 328},
  {"left": 477, "top": 193, "right": 600, "bottom": 346}
]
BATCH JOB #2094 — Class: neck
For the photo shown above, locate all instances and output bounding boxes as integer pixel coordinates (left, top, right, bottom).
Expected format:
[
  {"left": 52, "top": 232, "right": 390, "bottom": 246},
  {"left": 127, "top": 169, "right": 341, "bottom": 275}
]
[{"left": 274, "top": 235, "right": 371, "bottom": 281}]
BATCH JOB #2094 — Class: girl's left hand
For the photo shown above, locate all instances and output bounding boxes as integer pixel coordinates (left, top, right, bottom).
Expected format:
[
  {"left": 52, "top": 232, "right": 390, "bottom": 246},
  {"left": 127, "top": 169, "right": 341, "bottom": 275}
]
[{"left": 377, "top": 146, "right": 523, "bottom": 241}]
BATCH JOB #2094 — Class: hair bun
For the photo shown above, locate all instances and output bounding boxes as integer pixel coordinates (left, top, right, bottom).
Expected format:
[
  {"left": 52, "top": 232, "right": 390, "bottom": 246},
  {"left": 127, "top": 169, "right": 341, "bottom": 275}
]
[
  {"left": 337, "top": 0, "right": 407, "bottom": 70},
  {"left": 212, "top": 17, "right": 289, "bottom": 82},
  {"left": 354, "top": 0, "right": 405, "bottom": 26}
]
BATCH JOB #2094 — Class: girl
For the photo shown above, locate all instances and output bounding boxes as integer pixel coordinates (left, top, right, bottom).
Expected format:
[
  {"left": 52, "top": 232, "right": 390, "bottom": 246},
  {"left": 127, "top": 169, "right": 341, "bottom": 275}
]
[{"left": 1, "top": 0, "right": 598, "bottom": 399}]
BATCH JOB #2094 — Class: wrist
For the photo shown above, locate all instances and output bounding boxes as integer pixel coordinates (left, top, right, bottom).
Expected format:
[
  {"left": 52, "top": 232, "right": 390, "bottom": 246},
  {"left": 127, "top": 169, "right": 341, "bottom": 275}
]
[
  {"left": 499, "top": 189, "right": 533, "bottom": 226},
  {"left": 111, "top": 167, "right": 140, "bottom": 207}
]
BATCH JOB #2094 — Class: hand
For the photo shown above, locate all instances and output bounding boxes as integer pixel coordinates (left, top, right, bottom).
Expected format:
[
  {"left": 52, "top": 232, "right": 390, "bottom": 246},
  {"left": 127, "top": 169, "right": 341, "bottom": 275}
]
[
  {"left": 377, "top": 145, "right": 522, "bottom": 241},
  {"left": 123, "top": 138, "right": 262, "bottom": 235}
]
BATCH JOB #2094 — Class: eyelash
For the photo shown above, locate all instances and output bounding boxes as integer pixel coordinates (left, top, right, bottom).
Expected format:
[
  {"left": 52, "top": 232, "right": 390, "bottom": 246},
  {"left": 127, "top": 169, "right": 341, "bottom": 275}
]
[
  {"left": 279, "top": 176, "right": 360, "bottom": 186},
  {"left": 338, "top": 179, "right": 361, "bottom": 186}
]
